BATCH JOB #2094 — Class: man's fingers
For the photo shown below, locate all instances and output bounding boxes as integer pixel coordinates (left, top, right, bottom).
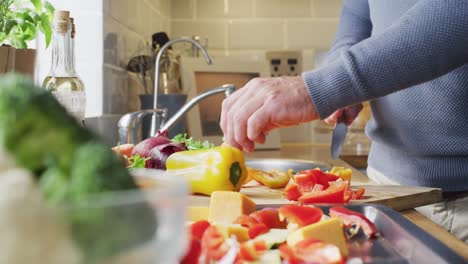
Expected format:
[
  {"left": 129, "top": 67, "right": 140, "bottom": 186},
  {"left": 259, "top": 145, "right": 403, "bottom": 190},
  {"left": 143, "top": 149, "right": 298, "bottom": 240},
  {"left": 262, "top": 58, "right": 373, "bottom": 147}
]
[
  {"left": 232, "top": 99, "right": 264, "bottom": 152},
  {"left": 324, "top": 109, "right": 344, "bottom": 126},
  {"left": 343, "top": 104, "right": 363, "bottom": 126},
  {"left": 220, "top": 86, "right": 249, "bottom": 133},
  {"left": 247, "top": 106, "right": 271, "bottom": 143}
]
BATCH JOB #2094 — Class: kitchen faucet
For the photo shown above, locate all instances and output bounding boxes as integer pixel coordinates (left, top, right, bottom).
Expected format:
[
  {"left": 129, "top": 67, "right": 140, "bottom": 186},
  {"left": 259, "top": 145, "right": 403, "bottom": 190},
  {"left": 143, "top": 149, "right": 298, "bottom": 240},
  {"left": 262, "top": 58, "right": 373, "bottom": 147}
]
[
  {"left": 150, "top": 38, "right": 212, "bottom": 136},
  {"left": 118, "top": 38, "right": 236, "bottom": 145}
]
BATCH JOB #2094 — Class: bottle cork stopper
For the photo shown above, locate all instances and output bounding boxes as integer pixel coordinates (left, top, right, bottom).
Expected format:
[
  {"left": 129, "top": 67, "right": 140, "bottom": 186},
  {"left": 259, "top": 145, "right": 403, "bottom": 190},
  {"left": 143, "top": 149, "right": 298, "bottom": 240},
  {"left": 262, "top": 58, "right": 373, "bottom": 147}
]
[{"left": 54, "top": 10, "right": 70, "bottom": 22}]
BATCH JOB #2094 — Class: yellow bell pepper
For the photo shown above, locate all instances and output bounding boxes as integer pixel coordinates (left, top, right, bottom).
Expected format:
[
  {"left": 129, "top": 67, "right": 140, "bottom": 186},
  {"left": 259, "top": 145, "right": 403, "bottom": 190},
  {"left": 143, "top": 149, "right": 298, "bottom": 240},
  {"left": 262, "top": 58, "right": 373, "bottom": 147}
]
[
  {"left": 165, "top": 145, "right": 248, "bottom": 195},
  {"left": 327, "top": 166, "right": 353, "bottom": 182}
]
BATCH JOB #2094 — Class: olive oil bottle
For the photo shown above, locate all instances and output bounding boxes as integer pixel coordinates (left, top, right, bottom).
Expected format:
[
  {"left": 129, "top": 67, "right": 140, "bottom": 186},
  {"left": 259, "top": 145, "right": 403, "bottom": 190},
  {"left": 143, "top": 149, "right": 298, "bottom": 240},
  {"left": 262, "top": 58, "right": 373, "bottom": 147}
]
[{"left": 43, "top": 11, "right": 86, "bottom": 122}]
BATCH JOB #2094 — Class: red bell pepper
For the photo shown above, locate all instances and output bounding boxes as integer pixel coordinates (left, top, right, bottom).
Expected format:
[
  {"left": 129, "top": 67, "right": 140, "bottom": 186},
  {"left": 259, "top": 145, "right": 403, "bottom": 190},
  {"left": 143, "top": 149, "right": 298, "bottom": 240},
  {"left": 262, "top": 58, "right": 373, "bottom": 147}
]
[
  {"left": 284, "top": 182, "right": 303, "bottom": 201},
  {"left": 295, "top": 239, "right": 344, "bottom": 264},
  {"left": 329, "top": 206, "right": 378, "bottom": 237},
  {"left": 233, "top": 214, "right": 269, "bottom": 238},
  {"left": 295, "top": 169, "right": 340, "bottom": 191},
  {"left": 298, "top": 181, "right": 348, "bottom": 204},
  {"left": 201, "top": 226, "right": 229, "bottom": 261},
  {"left": 181, "top": 220, "right": 211, "bottom": 264},
  {"left": 180, "top": 238, "right": 201, "bottom": 264},
  {"left": 237, "top": 240, "right": 268, "bottom": 262},
  {"left": 189, "top": 220, "right": 210, "bottom": 241},
  {"left": 250, "top": 208, "right": 287, "bottom": 229},
  {"left": 279, "top": 243, "right": 303, "bottom": 264},
  {"left": 279, "top": 239, "right": 344, "bottom": 264},
  {"left": 278, "top": 205, "right": 323, "bottom": 228}
]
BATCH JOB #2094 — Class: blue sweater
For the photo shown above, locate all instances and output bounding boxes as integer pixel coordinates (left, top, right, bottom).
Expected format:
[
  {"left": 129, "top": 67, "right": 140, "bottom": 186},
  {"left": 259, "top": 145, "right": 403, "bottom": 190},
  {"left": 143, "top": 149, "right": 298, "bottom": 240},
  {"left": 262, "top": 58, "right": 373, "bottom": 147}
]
[{"left": 302, "top": 0, "right": 468, "bottom": 191}]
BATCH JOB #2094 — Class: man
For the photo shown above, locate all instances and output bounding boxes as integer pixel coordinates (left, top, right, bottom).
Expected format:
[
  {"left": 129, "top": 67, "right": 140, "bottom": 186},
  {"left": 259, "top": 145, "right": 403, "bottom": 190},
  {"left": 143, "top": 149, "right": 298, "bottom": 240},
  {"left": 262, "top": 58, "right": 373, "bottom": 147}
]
[{"left": 220, "top": 0, "right": 468, "bottom": 242}]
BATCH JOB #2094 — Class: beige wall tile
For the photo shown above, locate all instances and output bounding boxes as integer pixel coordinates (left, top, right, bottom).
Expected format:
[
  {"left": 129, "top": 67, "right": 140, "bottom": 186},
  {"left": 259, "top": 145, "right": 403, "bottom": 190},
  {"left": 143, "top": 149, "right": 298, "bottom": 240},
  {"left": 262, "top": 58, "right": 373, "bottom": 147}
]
[
  {"left": 313, "top": 0, "right": 343, "bottom": 18},
  {"left": 171, "top": 20, "right": 226, "bottom": 49},
  {"left": 287, "top": 19, "right": 339, "bottom": 49},
  {"left": 197, "top": 0, "right": 225, "bottom": 18},
  {"left": 171, "top": 0, "right": 194, "bottom": 19},
  {"left": 228, "top": 0, "right": 253, "bottom": 18},
  {"left": 255, "top": 0, "right": 310, "bottom": 18},
  {"left": 197, "top": 0, "right": 252, "bottom": 18},
  {"left": 229, "top": 20, "right": 283, "bottom": 49}
]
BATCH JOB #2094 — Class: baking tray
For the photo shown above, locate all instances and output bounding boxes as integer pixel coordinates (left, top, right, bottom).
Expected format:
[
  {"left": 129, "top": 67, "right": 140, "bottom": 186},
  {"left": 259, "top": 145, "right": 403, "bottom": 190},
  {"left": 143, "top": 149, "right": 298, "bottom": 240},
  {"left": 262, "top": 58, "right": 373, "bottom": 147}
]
[{"left": 260, "top": 204, "right": 466, "bottom": 264}]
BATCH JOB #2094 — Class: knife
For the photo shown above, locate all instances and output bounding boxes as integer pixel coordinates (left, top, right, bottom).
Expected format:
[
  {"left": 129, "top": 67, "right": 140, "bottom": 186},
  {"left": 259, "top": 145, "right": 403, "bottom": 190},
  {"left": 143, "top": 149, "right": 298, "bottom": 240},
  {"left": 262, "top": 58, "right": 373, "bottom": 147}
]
[{"left": 330, "top": 115, "right": 348, "bottom": 160}]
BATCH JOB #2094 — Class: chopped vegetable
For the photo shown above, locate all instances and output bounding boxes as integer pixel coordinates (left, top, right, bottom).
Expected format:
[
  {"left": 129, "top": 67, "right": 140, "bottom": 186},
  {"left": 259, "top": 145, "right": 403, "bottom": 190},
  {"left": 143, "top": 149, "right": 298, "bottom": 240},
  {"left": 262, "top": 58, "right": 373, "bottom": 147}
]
[
  {"left": 111, "top": 143, "right": 134, "bottom": 157},
  {"left": 329, "top": 207, "right": 378, "bottom": 237},
  {"left": 172, "top": 133, "right": 214, "bottom": 150},
  {"left": 284, "top": 182, "right": 303, "bottom": 201},
  {"left": 294, "top": 239, "right": 344, "bottom": 264},
  {"left": 278, "top": 205, "right": 323, "bottom": 229},
  {"left": 250, "top": 208, "right": 287, "bottom": 229},
  {"left": 294, "top": 169, "right": 340, "bottom": 191},
  {"left": 233, "top": 215, "right": 269, "bottom": 238},
  {"left": 125, "top": 154, "right": 150, "bottom": 169},
  {"left": 201, "top": 226, "right": 229, "bottom": 261},
  {"left": 298, "top": 181, "right": 349, "bottom": 204},
  {"left": 166, "top": 146, "right": 248, "bottom": 195},
  {"left": 249, "top": 168, "right": 292, "bottom": 189},
  {"left": 131, "top": 130, "right": 186, "bottom": 169},
  {"left": 327, "top": 166, "right": 353, "bottom": 182}
]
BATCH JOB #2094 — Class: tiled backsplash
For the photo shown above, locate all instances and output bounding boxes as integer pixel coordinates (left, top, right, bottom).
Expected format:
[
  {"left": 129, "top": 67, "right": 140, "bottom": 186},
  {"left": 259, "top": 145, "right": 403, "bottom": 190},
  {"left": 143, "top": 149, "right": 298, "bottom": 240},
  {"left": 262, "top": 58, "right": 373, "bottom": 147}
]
[
  {"left": 104, "top": 0, "right": 171, "bottom": 66},
  {"left": 170, "top": 0, "right": 342, "bottom": 54}
]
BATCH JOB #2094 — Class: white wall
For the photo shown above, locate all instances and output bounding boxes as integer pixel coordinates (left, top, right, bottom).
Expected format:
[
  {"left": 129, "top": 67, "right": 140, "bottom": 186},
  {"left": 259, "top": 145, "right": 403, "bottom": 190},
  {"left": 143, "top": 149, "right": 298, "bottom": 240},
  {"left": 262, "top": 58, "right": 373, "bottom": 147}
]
[{"left": 35, "top": 0, "right": 104, "bottom": 118}]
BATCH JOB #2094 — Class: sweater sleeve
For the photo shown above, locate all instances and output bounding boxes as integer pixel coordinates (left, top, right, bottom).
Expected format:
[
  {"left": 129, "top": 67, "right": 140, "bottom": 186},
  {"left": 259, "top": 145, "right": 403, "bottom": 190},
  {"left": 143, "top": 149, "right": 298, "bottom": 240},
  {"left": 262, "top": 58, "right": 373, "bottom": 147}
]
[
  {"left": 303, "top": 0, "right": 468, "bottom": 118},
  {"left": 324, "top": 0, "right": 372, "bottom": 64}
]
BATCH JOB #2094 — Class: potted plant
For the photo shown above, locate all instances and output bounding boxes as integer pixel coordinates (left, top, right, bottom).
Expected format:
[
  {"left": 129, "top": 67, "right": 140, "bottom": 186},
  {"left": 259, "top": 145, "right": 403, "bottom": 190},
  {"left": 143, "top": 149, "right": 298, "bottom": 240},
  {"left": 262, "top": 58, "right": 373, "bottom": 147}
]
[{"left": 0, "top": 0, "right": 54, "bottom": 76}]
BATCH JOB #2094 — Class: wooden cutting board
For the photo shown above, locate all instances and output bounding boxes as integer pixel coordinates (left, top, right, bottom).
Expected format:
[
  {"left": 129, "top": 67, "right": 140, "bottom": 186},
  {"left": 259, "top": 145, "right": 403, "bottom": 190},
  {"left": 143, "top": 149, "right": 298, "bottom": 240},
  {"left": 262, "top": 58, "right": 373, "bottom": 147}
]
[{"left": 190, "top": 183, "right": 443, "bottom": 212}]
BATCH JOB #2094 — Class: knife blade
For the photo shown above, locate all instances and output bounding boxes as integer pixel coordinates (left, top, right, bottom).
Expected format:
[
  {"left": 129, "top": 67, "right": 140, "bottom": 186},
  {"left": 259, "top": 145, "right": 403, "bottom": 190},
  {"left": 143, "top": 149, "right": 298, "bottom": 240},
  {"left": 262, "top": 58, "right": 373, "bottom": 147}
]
[{"left": 331, "top": 118, "right": 348, "bottom": 160}]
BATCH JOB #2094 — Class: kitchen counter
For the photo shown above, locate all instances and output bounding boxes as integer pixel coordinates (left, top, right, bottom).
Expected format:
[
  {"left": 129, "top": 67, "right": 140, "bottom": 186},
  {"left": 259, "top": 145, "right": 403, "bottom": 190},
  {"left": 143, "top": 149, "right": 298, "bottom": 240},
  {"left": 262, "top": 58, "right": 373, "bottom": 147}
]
[{"left": 248, "top": 144, "right": 468, "bottom": 260}]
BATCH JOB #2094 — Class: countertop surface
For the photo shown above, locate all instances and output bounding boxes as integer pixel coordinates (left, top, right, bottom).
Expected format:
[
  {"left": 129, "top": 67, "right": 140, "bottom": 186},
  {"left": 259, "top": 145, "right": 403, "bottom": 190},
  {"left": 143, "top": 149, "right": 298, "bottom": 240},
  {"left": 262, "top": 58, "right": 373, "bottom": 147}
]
[{"left": 248, "top": 144, "right": 468, "bottom": 260}]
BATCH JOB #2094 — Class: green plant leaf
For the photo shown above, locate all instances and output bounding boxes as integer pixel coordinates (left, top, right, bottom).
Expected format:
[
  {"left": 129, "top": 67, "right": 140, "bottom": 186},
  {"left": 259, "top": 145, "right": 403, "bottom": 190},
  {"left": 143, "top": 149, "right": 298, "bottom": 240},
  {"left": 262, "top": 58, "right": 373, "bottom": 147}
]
[
  {"left": 44, "top": 1, "right": 55, "bottom": 14},
  {"left": 19, "top": 12, "right": 34, "bottom": 23},
  {"left": 4, "top": 19, "right": 17, "bottom": 35},
  {"left": 14, "top": 38, "right": 27, "bottom": 49},
  {"left": 39, "top": 13, "right": 52, "bottom": 47},
  {"left": 30, "top": 0, "right": 42, "bottom": 11}
]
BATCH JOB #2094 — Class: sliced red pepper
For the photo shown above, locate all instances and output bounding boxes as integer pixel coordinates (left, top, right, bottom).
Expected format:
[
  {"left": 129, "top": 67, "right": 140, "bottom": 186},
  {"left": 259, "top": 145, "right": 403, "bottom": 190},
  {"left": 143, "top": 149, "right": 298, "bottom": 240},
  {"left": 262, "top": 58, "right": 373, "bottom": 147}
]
[
  {"left": 250, "top": 208, "right": 287, "bottom": 229},
  {"left": 180, "top": 238, "right": 201, "bottom": 264},
  {"left": 201, "top": 226, "right": 229, "bottom": 261},
  {"left": 248, "top": 223, "right": 269, "bottom": 239},
  {"left": 252, "top": 240, "right": 268, "bottom": 252},
  {"left": 352, "top": 187, "right": 365, "bottom": 200},
  {"left": 233, "top": 214, "right": 259, "bottom": 227},
  {"left": 278, "top": 205, "right": 323, "bottom": 228},
  {"left": 189, "top": 220, "right": 210, "bottom": 241},
  {"left": 294, "top": 239, "right": 344, "bottom": 264},
  {"left": 249, "top": 169, "right": 292, "bottom": 189},
  {"left": 279, "top": 244, "right": 303, "bottom": 264},
  {"left": 295, "top": 169, "right": 340, "bottom": 191},
  {"left": 284, "top": 182, "right": 303, "bottom": 201},
  {"left": 299, "top": 181, "right": 348, "bottom": 204},
  {"left": 233, "top": 214, "right": 270, "bottom": 238},
  {"left": 329, "top": 206, "right": 378, "bottom": 237}
]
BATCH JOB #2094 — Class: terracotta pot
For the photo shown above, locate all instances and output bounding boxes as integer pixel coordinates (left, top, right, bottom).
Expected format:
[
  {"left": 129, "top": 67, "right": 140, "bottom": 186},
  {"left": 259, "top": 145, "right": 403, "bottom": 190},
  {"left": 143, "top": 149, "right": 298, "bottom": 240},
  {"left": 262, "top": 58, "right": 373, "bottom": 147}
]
[{"left": 0, "top": 46, "right": 36, "bottom": 77}]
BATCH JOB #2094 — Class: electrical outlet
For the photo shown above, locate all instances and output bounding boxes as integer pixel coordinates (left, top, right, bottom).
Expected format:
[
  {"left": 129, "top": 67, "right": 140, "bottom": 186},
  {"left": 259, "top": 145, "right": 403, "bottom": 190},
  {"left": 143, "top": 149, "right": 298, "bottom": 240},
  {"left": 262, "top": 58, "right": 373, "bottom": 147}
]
[{"left": 266, "top": 51, "right": 302, "bottom": 77}]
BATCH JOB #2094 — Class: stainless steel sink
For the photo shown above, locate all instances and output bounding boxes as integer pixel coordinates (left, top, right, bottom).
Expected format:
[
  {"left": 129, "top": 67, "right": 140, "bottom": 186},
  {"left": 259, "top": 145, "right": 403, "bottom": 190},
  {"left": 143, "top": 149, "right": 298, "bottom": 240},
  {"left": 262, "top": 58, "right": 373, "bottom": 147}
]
[{"left": 245, "top": 158, "right": 332, "bottom": 173}]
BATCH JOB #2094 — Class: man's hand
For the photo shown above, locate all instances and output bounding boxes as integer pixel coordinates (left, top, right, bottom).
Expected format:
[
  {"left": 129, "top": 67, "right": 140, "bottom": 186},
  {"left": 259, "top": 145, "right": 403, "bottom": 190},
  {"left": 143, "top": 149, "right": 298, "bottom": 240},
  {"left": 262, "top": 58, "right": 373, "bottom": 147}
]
[
  {"left": 324, "top": 104, "right": 363, "bottom": 126},
  {"left": 220, "top": 76, "right": 318, "bottom": 152}
]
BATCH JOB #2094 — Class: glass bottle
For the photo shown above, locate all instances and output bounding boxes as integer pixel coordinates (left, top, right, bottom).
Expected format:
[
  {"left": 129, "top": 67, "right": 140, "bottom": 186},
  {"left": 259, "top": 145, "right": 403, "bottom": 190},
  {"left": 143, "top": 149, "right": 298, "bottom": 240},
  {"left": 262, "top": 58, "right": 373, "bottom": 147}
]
[{"left": 43, "top": 11, "right": 86, "bottom": 123}]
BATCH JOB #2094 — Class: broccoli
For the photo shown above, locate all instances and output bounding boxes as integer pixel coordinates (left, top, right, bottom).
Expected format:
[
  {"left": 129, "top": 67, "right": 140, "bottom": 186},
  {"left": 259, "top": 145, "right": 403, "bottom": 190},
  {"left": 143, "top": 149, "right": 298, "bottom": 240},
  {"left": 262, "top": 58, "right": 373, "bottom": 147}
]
[{"left": 0, "top": 74, "right": 157, "bottom": 261}]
